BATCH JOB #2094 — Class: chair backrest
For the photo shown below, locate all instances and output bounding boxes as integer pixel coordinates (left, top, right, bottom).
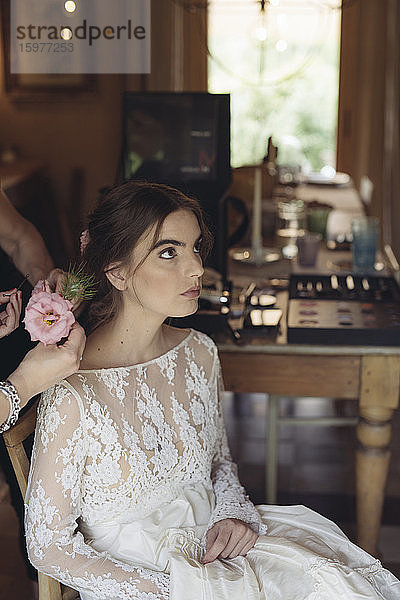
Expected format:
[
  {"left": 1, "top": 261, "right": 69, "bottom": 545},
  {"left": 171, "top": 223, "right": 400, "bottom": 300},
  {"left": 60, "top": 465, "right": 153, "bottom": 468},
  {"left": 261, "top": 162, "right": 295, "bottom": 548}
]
[{"left": 3, "top": 398, "right": 78, "bottom": 600}]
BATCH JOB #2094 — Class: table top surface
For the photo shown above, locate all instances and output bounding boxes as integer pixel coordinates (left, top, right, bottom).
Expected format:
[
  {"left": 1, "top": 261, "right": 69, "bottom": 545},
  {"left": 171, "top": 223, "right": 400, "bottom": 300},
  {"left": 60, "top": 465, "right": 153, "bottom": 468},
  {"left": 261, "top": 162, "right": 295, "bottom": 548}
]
[
  {"left": 214, "top": 182, "right": 400, "bottom": 356},
  {"left": 217, "top": 337, "right": 400, "bottom": 356},
  {"left": 216, "top": 283, "right": 400, "bottom": 357}
]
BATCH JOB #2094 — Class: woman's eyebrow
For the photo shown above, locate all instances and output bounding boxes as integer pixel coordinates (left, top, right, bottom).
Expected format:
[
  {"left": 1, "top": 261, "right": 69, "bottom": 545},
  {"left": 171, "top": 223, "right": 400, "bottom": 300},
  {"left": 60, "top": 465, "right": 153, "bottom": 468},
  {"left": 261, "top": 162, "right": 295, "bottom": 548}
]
[{"left": 152, "top": 234, "right": 202, "bottom": 251}]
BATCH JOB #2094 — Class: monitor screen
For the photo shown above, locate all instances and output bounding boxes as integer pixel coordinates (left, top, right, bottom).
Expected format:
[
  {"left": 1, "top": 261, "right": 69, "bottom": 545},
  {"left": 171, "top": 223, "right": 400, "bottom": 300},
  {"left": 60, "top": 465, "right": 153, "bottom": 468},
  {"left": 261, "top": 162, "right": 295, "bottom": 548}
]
[{"left": 122, "top": 92, "right": 231, "bottom": 192}]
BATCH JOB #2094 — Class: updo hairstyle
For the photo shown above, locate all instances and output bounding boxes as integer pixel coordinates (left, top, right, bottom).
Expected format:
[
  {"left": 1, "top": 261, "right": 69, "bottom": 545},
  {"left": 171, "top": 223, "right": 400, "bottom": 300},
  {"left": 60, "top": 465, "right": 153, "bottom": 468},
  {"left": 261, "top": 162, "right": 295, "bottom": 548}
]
[{"left": 82, "top": 180, "right": 212, "bottom": 332}]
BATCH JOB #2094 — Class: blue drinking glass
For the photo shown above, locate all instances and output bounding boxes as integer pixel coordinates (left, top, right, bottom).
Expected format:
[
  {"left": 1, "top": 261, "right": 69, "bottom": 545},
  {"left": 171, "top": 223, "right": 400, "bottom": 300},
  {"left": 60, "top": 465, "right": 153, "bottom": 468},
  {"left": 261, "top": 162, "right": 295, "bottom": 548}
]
[{"left": 351, "top": 216, "right": 379, "bottom": 272}]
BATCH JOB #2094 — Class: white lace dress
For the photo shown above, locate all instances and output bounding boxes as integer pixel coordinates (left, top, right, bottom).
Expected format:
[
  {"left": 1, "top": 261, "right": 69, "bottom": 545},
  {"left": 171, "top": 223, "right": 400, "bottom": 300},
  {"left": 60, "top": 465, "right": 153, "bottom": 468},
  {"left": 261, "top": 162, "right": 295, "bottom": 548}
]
[{"left": 25, "top": 329, "right": 400, "bottom": 600}]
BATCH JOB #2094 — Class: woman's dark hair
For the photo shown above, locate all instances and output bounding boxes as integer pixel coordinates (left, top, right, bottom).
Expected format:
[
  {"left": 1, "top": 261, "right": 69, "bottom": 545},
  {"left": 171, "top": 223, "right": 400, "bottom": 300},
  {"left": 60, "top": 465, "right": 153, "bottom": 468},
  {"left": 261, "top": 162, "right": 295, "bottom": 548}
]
[{"left": 82, "top": 180, "right": 213, "bottom": 332}]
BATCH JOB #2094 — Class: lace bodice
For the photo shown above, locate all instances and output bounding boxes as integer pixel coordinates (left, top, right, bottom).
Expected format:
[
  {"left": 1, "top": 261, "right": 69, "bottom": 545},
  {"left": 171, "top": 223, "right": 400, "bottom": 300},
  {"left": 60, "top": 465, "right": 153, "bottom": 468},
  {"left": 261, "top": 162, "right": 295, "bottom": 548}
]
[{"left": 25, "top": 329, "right": 264, "bottom": 599}]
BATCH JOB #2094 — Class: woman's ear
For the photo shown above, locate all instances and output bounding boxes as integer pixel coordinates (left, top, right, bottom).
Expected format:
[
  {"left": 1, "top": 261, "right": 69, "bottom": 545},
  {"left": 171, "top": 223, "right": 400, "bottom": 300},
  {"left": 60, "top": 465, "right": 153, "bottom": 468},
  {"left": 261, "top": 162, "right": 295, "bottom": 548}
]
[{"left": 104, "top": 264, "right": 128, "bottom": 291}]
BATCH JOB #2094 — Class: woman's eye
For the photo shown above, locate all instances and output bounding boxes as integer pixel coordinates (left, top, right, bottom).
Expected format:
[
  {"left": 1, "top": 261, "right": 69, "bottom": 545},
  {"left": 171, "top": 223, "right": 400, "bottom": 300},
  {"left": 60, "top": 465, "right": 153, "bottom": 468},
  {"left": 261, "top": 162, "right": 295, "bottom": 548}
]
[
  {"left": 194, "top": 241, "right": 202, "bottom": 254},
  {"left": 159, "top": 247, "right": 177, "bottom": 259}
]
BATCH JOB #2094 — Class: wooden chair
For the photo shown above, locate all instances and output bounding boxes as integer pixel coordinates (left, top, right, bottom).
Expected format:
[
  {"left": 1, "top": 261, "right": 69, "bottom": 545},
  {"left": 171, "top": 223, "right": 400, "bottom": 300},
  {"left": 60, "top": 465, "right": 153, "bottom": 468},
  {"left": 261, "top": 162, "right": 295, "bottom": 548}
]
[{"left": 3, "top": 397, "right": 79, "bottom": 600}]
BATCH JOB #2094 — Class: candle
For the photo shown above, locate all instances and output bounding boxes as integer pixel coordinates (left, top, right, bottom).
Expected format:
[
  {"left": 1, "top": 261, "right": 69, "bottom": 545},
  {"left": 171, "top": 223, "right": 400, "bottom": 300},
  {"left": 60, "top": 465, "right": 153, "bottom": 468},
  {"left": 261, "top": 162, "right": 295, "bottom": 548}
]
[{"left": 252, "top": 166, "right": 263, "bottom": 263}]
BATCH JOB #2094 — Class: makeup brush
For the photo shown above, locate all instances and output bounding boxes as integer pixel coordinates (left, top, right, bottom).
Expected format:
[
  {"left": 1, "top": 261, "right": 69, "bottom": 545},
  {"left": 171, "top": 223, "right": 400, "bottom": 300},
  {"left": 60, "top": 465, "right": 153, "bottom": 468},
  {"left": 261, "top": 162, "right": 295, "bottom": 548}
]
[{"left": 2, "top": 274, "right": 30, "bottom": 297}]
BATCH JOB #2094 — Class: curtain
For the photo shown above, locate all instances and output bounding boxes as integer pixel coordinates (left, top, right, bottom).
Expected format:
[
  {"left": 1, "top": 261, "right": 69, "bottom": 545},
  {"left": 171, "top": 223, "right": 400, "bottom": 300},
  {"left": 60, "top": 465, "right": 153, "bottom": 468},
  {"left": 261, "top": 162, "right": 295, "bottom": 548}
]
[
  {"left": 383, "top": 0, "right": 400, "bottom": 260},
  {"left": 337, "top": 0, "right": 400, "bottom": 261}
]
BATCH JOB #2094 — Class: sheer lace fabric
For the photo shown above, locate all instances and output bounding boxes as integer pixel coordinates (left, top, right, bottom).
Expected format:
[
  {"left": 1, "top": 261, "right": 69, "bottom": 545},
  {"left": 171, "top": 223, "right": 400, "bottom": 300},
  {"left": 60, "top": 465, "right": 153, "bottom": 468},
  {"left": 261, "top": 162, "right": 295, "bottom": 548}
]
[{"left": 25, "top": 329, "right": 263, "bottom": 599}]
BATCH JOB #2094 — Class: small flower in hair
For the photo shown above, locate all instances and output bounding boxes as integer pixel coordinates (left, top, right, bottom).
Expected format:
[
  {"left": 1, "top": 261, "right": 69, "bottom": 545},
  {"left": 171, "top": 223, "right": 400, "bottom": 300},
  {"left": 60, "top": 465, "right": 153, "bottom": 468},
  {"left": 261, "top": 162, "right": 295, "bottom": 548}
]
[{"left": 80, "top": 229, "right": 90, "bottom": 255}]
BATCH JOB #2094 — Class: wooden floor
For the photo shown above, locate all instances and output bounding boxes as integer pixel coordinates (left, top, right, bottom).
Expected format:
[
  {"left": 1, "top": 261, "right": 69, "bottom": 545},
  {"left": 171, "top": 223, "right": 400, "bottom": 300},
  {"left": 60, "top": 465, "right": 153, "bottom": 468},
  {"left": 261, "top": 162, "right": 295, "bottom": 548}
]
[{"left": 0, "top": 392, "right": 398, "bottom": 599}]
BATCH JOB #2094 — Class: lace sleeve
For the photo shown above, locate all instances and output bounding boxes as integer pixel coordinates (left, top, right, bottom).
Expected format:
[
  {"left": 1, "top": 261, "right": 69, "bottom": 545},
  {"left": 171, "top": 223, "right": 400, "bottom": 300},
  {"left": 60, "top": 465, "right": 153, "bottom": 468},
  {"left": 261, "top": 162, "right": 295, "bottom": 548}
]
[
  {"left": 25, "top": 382, "right": 170, "bottom": 600},
  {"left": 206, "top": 352, "right": 267, "bottom": 536}
]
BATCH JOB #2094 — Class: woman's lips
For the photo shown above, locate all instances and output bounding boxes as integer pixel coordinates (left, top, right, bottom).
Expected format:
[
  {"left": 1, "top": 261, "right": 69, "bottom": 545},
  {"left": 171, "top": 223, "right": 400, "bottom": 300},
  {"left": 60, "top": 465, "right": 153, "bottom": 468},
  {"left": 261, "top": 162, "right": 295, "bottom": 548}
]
[{"left": 181, "top": 287, "right": 201, "bottom": 298}]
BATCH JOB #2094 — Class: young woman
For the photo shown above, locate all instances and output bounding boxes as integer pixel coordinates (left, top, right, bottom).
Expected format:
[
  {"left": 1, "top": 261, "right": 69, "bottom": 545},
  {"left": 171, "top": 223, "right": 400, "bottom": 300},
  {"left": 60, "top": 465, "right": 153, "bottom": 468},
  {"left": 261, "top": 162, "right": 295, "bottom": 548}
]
[{"left": 25, "top": 181, "right": 399, "bottom": 600}]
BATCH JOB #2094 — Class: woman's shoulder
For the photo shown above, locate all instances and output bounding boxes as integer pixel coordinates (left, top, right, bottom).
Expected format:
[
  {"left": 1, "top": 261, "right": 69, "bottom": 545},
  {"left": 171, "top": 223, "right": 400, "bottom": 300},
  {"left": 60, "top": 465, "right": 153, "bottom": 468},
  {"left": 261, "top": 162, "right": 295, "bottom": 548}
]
[
  {"left": 38, "top": 372, "right": 91, "bottom": 415},
  {"left": 179, "top": 328, "right": 219, "bottom": 379},
  {"left": 165, "top": 325, "right": 218, "bottom": 356},
  {"left": 37, "top": 378, "right": 85, "bottom": 432},
  {"left": 190, "top": 328, "right": 218, "bottom": 355}
]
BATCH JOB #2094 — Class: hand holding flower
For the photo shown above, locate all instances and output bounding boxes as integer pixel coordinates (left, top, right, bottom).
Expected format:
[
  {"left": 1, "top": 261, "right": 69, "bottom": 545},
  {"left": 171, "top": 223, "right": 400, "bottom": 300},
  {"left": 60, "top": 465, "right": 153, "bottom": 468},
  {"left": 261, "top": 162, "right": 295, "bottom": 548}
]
[
  {"left": 24, "top": 262, "right": 96, "bottom": 345},
  {"left": 8, "top": 321, "right": 86, "bottom": 406}
]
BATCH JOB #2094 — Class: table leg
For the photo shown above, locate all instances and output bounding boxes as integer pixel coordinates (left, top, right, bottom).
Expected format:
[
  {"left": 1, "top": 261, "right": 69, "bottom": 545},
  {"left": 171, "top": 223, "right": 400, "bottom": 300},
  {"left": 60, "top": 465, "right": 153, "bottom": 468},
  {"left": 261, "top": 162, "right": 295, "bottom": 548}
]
[
  {"left": 356, "top": 356, "right": 400, "bottom": 556},
  {"left": 356, "top": 406, "right": 393, "bottom": 555}
]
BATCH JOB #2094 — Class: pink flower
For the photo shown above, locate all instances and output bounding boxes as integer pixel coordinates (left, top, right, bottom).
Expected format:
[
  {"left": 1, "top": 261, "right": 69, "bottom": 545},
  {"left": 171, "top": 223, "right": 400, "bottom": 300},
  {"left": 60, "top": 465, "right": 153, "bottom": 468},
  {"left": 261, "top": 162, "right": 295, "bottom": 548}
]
[
  {"left": 23, "top": 291, "right": 75, "bottom": 345},
  {"left": 80, "top": 229, "right": 90, "bottom": 255}
]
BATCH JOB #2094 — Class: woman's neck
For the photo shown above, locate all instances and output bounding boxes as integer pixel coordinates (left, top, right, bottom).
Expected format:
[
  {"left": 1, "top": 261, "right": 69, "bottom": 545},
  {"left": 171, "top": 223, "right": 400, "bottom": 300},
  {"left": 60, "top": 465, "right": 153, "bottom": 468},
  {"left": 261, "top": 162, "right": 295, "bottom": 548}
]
[{"left": 82, "top": 306, "right": 169, "bottom": 369}]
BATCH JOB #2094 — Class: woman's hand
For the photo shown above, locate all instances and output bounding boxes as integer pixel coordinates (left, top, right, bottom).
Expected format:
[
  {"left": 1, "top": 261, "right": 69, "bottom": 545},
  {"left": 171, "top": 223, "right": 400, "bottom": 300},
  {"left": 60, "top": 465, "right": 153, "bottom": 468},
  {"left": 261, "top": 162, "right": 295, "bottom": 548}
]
[
  {"left": 8, "top": 321, "right": 86, "bottom": 407},
  {"left": 202, "top": 518, "right": 258, "bottom": 564},
  {"left": 0, "top": 290, "right": 22, "bottom": 338}
]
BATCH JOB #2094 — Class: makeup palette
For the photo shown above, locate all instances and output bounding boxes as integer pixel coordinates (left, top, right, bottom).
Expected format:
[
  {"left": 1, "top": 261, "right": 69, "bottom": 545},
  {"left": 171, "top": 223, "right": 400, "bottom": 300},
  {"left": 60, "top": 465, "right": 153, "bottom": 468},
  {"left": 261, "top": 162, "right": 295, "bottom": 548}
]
[
  {"left": 287, "top": 275, "right": 400, "bottom": 345},
  {"left": 242, "top": 289, "right": 282, "bottom": 331}
]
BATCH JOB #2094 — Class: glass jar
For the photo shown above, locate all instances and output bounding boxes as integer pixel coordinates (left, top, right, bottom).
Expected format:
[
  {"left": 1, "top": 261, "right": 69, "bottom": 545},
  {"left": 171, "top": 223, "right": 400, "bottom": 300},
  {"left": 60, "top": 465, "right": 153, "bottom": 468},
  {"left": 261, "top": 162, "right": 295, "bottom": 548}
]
[{"left": 275, "top": 199, "right": 306, "bottom": 259}]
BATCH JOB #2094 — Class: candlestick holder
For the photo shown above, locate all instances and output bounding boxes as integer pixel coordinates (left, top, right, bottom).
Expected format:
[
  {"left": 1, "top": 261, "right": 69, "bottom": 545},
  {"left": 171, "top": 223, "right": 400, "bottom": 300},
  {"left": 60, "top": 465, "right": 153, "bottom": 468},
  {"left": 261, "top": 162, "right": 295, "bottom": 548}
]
[{"left": 231, "top": 165, "right": 280, "bottom": 266}]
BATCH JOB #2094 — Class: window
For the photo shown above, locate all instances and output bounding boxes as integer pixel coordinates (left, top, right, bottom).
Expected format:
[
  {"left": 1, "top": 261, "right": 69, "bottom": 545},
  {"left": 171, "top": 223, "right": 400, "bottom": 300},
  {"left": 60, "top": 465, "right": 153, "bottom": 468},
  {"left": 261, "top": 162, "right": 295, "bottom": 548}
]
[{"left": 208, "top": 0, "right": 341, "bottom": 173}]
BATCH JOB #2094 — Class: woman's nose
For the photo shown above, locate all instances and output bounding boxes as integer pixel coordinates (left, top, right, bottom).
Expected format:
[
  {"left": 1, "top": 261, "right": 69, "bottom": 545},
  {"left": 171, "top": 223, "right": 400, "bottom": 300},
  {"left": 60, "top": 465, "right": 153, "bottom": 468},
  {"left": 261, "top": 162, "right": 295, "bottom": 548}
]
[{"left": 186, "top": 254, "right": 204, "bottom": 279}]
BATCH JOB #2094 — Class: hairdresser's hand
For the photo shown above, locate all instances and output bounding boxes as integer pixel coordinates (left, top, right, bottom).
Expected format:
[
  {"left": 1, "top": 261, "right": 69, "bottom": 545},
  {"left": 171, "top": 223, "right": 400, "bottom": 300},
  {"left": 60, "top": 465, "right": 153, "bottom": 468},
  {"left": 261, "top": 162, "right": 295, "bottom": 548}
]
[
  {"left": 47, "top": 268, "right": 83, "bottom": 313},
  {"left": 0, "top": 290, "right": 22, "bottom": 338},
  {"left": 202, "top": 519, "right": 258, "bottom": 564},
  {"left": 8, "top": 322, "right": 86, "bottom": 408}
]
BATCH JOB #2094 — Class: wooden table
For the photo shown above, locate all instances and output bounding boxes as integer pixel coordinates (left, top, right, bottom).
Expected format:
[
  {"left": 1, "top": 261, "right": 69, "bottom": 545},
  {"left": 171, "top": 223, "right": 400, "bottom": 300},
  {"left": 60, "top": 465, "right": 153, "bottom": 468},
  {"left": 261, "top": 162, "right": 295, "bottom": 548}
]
[
  {"left": 218, "top": 335, "right": 400, "bottom": 557},
  {"left": 212, "top": 180, "right": 399, "bottom": 557}
]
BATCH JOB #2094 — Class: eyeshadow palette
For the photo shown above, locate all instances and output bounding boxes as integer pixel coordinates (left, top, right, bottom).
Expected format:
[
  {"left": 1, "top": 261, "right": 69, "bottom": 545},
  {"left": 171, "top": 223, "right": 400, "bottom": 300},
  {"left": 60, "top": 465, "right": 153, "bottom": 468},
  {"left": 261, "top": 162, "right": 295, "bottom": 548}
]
[
  {"left": 287, "top": 275, "right": 400, "bottom": 345},
  {"left": 240, "top": 288, "right": 283, "bottom": 332}
]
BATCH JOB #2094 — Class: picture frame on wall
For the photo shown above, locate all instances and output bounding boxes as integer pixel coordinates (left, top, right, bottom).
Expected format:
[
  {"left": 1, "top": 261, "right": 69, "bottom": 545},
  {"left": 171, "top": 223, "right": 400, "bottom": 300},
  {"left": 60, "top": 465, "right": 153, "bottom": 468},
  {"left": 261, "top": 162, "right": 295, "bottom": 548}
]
[{"left": 0, "top": 0, "right": 96, "bottom": 101}]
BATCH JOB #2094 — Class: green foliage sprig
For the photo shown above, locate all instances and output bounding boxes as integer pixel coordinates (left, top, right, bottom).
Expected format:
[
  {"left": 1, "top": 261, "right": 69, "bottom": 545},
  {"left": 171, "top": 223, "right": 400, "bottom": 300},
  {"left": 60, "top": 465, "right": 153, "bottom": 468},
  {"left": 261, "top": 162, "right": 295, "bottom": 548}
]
[{"left": 59, "top": 262, "right": 97, "bottom": 301}]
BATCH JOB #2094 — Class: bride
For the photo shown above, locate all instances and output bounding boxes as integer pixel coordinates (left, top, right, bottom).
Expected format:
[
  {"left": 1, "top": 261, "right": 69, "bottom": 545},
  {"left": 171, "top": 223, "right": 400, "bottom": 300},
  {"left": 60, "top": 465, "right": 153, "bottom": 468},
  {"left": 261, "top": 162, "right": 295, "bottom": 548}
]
[{"left": 25, "top": 181, "right": 399, "bottom": 599}]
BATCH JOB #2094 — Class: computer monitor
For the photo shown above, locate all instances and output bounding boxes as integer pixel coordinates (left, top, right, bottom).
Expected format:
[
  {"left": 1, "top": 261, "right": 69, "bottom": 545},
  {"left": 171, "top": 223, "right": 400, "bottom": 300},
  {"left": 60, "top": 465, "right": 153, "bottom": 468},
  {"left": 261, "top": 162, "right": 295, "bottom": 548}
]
[
  {"left": 121, "top": 92, "right": 232, "bottom": 274},
  {"left": 122, "top": 92, "right": 230, "bottom": 187}
]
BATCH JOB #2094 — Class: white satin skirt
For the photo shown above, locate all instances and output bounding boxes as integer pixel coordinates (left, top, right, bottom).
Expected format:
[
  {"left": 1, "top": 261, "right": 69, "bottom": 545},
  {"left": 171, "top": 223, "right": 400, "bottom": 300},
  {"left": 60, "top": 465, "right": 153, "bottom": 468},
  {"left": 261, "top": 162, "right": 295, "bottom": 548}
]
[{"left": 80, "top": 482, "right": 400, "bottom": 600}]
